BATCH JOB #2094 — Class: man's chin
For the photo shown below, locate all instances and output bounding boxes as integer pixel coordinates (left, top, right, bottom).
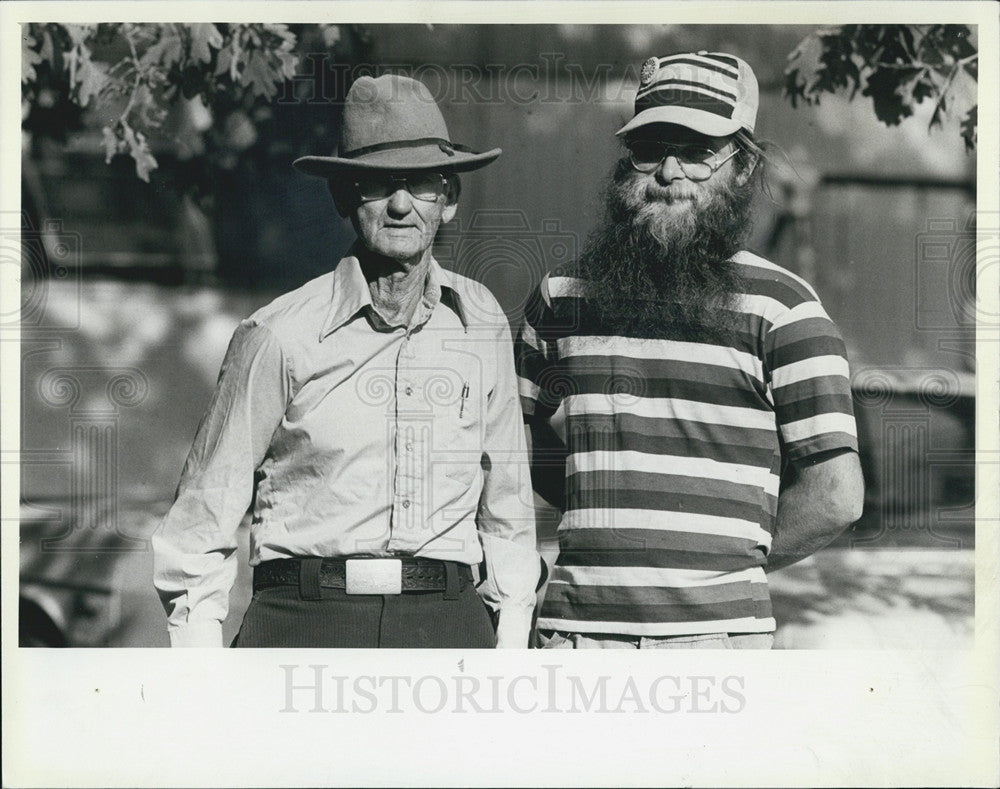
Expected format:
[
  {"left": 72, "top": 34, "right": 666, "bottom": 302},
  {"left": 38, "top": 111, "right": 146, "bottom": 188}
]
[
  {"left": 642, "top": 195, "right": 699, "bottom": 214},
  {"left": 637, "top": 208, "right": 697, "bottom": 242},
  {"left": 366, "top": 240, "right": 426, "bottom": 265}
]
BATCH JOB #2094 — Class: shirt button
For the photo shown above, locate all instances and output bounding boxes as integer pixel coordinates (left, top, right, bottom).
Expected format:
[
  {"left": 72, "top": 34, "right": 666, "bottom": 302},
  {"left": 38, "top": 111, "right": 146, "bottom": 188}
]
[
  {"left": 405, "top": 442, "right": 413, "bottom": 451},
  {"left": 405, "top": 386, "right": 413, "bottom": 396},
  {"left": 402, "top": 500, "right": 410, "bottom": 509}
]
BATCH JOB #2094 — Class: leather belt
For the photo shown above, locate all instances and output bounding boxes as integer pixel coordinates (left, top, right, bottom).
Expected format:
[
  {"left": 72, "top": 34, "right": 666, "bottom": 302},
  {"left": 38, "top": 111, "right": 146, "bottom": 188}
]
[{"left": 253, "top": 557, "right": 472, "bottom": 594}]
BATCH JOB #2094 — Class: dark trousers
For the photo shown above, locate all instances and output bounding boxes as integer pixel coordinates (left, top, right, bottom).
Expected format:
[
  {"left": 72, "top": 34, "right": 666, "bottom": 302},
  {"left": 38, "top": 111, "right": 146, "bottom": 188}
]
[{"left": 232, "top": 563, "right": 497, "bottom": 648}]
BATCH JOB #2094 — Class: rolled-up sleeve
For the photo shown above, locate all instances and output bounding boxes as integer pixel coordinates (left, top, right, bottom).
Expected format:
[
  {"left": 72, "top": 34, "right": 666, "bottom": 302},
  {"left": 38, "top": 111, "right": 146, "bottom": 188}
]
[
  {"left": 152, "top": 320, "right": 289, "bottom": 647},
  {"left": 476, "top": 316, "right": 540, "bottom": 648}
]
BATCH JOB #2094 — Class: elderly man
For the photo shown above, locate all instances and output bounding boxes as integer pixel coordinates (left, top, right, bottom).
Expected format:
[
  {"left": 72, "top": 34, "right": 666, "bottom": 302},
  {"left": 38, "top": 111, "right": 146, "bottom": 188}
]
[
  {"left": 154, "top": 74, "right": 538, "bottom": 648},
  {"left": 517, "top": 52, "right": 863, "bottom": 649}
]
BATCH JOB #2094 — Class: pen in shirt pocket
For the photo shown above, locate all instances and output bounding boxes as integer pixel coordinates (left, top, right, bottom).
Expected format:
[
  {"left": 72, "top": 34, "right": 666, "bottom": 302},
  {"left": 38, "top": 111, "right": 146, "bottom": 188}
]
[{"left": 459, "top": 381, "right": 470, "bottom": 419}]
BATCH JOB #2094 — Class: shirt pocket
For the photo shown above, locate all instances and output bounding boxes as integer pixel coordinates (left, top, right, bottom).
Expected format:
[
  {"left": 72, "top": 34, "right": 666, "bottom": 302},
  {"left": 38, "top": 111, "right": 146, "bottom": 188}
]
[{"left": 427, "top": 367, "right": 483, "bottom": 484}]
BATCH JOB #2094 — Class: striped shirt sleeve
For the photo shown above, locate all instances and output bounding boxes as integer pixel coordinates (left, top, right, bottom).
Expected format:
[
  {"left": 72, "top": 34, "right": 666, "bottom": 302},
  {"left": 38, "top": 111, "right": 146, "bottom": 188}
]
[
  {"left": 515, "top": 276, "right": 558, "bottom": 419},
  {"left": 764, "top": 299, "right": 858, "bottom": 462}
]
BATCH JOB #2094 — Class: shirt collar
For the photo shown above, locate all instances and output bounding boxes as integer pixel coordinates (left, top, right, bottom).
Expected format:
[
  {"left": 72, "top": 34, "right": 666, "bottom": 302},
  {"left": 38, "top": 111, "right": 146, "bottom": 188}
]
[
  {"left": 319, "top": 244, "right": 469, "bottom": 342},
  {"left": 430, "top": 257, "right": 470, "bottom": 330}
]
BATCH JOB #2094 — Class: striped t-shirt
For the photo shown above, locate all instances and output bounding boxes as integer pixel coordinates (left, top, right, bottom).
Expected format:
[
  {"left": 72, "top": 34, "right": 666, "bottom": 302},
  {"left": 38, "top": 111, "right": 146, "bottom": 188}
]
[{"left": 515, "top": 251, "right": 858, "bottom": 636}]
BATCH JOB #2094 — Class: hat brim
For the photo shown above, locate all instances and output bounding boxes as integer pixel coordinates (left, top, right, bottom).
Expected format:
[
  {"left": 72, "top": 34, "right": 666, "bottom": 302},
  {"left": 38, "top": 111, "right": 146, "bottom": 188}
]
[
  {"left": 616, "top": 107, "right": 744, "bottom": 138},
  {"left": 294, "top": 146, "right": 501, "bottom": 177}
]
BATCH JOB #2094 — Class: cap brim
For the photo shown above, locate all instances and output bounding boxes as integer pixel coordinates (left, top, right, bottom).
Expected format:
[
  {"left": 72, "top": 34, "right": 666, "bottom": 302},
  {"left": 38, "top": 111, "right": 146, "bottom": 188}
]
[
  {"left": 616, "top": 107, "right": 743, "bottom": 138},
  {"left": 293, "top": 147, "right": 501, "bottom": 177}
]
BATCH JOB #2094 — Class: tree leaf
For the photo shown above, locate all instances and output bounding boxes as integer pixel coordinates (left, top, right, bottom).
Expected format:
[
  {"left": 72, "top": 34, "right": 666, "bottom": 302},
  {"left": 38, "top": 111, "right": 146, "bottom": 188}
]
[
  {"left": 960, "top": 105, "right": 977, "bottom": 151},
  {"left": 142, "top": 28, "right": 184, "bottom": 70},
  {"left": 276, "top": 48, "right": 298, "bottom": 80},
  {"left": 134, "top": 83, "right": 168, "bottom": 129},
  {"left": 892, "top": 67, "right": 926, "bottom": 109},
  {"left": 189, "top": 23, "right": 223, "bottom": 65},
  {"left": 100, "top": 125, "right": 120, "bottom": 163},
  {"left": 242, "top": 50, "right": 281, "bottom": 100},
  {"left": 75, "top": 51, "right": 109, "bottom": 107},
  {"left": 39, "top": 27, "right": 55, "bottom": 64},
  {"left": 861, "top": 67, "right": 912, "bottom": 126},
  {"left": 22, "top": 31, "right": 44, "bottom": 84},
  {"left": 816, "top": 29, "right": 860, "bottom": 94},
  {"left": 320, "top": 24, "right": 341, "bottom": 48},
  {"left": 937, "top": 25, "right": 976, "bottom": 59},
  {"left": 785, "top": 23, "right": 978, "bottom": 149},
  {"left": 262, "top": 23, "right": 295, "bottom": 44},
  {"left": 228, "top": 36, "right": 242, "bottom": 82},
  {"left": 783, "top": 31, "right": 825, "bottom": 105},
  {"left": 121, "top": 122, "right": 158, "bottom": 181},
  {"left": 63, "top": 24, "right": 96, "bottom": 46},
  {"left": 910, "top": 77, "right": 936, "bottom": 104},
  {"left": 214, "top": 46, "right": 232, "bottom": 78}
]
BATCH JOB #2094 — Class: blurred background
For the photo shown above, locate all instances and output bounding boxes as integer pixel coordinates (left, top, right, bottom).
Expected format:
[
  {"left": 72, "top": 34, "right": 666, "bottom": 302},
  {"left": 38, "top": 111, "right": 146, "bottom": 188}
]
[{"left": 16, "top": 23, "right": 978, "bottom": 647}]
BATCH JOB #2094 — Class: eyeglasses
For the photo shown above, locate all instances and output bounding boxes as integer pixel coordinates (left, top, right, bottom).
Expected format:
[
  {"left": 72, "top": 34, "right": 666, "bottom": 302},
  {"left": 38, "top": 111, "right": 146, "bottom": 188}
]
[
  {"left": 626, "top": 141, "right": 739, "bottom": 181},
  {"left": 354, "top": 172, "right": 448, "bottom": 202}
]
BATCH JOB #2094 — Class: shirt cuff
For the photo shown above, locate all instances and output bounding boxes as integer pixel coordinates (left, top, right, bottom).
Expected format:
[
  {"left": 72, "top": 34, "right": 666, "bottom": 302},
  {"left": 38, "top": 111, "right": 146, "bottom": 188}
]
[
  {"left": 495, "top": 604, "right": 534, "bottom": 649},
  {"left": 168, "top": 620, "right": 224, "bottom": 648},
  {"left": 478, "top": 531, "right": 540, "bottom": 610}
]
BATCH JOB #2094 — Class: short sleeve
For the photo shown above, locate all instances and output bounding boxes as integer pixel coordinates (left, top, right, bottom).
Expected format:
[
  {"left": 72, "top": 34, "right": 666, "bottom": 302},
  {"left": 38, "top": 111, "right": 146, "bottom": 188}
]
[{"left": 765, "top": 300, "right": 858, "bottom": 463}]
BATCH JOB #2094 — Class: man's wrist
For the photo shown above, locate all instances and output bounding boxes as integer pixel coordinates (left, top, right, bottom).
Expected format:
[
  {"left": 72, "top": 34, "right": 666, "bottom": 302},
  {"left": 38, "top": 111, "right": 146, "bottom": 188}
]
[{"left": 495, "top": 604, "right": 534, "bottom": 648}]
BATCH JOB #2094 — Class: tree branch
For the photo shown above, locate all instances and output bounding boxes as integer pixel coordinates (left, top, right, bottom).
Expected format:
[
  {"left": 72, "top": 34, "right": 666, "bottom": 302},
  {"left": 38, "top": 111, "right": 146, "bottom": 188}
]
[
  {"left": 119, "top": 28, "right": 144, "bottom": 127},
  {"left": 929, "top": 58, "right": 965, "bottom": 129}
]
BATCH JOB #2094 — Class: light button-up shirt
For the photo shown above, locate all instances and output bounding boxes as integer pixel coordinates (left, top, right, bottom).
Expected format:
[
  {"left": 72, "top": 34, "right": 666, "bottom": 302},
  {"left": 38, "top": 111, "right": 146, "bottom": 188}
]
[{"left": 153, "top": 249, "right": 538, "bottom": 647}]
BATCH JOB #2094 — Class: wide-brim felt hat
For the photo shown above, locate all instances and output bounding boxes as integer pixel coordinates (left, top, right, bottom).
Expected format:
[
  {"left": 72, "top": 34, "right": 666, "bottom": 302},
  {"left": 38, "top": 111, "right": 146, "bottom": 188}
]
[{"left": 294, "top": 74, "right": 501, "bottom": 176}]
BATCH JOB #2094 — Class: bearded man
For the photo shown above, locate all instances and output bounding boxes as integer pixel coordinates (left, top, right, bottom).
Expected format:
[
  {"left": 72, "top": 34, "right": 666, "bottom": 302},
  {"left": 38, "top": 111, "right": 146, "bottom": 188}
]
[{"left": 516, "top": 52, "right": 864, "bottom": 649}]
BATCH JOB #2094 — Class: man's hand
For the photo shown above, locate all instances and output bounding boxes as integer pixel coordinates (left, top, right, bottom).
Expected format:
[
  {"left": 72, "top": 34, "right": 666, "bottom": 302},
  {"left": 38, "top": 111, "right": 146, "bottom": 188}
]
[
  {"left": 494, "top": 610, "right": 532, "bottom": 648},
  {"left": 766, "top": 449, "right": 864, "bottom": 572},
  {"left": 167, "top": 621, "right": 224, "bottom": 647}
]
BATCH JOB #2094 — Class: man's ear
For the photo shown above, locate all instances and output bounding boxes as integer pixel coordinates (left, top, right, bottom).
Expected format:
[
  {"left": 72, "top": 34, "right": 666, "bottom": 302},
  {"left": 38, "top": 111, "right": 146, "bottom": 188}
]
[
  {"left": 440, "top": 173, "right": 461, "bottom": 224},
  {"left": 734, "top": 153, "right": 759, "bottom": 187}
]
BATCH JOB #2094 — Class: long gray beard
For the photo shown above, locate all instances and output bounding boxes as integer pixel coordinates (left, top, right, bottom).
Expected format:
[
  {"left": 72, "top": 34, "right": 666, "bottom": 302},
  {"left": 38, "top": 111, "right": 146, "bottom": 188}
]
[{"left": 578, "top": 158, "right": 754, "bottom": 341}]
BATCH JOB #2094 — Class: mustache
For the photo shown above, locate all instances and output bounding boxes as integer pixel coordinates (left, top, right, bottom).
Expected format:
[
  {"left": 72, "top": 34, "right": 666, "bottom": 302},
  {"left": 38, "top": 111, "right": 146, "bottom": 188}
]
[{"left": 642, "top": 183, "right": 699, "bottom": 203}]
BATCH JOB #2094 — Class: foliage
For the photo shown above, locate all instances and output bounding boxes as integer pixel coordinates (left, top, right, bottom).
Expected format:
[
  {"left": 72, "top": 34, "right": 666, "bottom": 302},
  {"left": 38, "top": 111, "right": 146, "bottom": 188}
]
[
  {"left": 21, "top": 23, "right": 328, "bottom": 181},
  {"left": 26, "top": 23, "right": 979, "bottom": 188},
  {"left": 785, "top": 25, "right": 978, "bottom": 151}
]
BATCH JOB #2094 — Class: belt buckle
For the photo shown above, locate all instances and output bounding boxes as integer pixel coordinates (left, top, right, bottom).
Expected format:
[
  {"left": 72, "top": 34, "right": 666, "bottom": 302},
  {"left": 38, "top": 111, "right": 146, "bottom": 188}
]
[{"left": 345, "top": 558, "right": 403, "bottom": 595}]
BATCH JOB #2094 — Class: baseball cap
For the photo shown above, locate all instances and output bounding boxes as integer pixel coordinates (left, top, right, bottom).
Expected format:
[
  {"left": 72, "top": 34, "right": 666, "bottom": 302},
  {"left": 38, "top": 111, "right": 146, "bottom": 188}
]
[{"left": 617, "top": 51, "right": 759, "bottom": 138}]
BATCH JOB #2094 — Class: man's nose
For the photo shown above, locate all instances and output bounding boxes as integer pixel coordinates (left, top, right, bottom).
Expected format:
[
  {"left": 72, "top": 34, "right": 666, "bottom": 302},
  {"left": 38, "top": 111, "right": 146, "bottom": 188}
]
[
  {"left": 386, "top": 187, "right": 413, "bottom": 214},
  {"left": 656, "top": 154, "right": 686, "bottom": 183}
]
